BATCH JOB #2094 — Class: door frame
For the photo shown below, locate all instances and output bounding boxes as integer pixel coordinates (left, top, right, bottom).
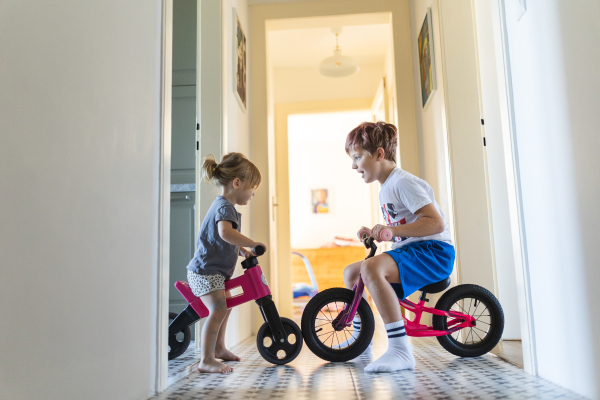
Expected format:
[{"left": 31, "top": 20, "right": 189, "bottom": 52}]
[
  {"left": 157, "top": 0, "right": 173, "bottom": 393},
  {"left": 487, "top": 0, "right": 537, "bottom": 375}
]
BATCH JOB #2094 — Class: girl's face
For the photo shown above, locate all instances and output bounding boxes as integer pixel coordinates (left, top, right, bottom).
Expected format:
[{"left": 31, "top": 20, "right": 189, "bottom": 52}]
[
  {"left": 232, "top": 178, "right": 255, "bottom": 205},
  {"left": 349, "top": 147, "right": 380, "bottom": 184}
]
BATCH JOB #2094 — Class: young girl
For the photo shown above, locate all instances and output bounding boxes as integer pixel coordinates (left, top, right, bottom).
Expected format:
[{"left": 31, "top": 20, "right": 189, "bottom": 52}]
[
  {"left": 186, "top": 152, "right": 266, "bottom": 374},
  {"left": 343, "top": 122, "right": 454, "bottom": 373}
]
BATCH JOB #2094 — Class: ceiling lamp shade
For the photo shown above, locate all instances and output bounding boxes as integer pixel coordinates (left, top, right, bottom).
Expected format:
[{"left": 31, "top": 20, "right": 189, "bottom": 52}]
[{"left": 319, "top": 28, "right": 359, "bottom": 78}]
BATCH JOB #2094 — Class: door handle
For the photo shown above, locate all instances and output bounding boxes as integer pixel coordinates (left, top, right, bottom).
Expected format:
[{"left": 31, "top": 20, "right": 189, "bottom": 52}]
[{"left": 171, "top": 195, "right": 191, "bottom": 202}]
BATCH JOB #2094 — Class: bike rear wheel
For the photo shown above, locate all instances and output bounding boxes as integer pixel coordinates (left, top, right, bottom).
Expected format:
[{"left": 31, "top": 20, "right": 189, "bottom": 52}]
[
  {"left": 301, "top": 288, "right": 374, "bottom": 362},
  {"left": 168, "top": 312, "right": 192, "bottom": 360},
  {"left": 432, "top": 284, "right": 504, "bottom": 357}
]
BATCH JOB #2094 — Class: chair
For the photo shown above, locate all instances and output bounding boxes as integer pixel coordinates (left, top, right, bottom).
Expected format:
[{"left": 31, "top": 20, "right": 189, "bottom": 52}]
[{"left": 292, "top": 252, "right": 319, "bottom": 298}]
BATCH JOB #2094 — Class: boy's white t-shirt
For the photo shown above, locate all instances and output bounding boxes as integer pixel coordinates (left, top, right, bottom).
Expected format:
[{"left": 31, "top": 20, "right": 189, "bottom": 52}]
[{"left": 379, "top": 167, "right": 453, "bottom": 249}]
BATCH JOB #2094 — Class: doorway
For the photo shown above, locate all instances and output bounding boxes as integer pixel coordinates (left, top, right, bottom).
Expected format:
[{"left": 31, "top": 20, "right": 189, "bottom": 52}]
[{"left": 286, "top": 110, "right": 375, "bottom": 316}]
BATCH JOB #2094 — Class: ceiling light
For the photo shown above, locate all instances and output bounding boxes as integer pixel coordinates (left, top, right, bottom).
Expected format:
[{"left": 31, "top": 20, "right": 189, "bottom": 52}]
[{"left": 319, "top": 27, "right": 359, "bottom": 78}]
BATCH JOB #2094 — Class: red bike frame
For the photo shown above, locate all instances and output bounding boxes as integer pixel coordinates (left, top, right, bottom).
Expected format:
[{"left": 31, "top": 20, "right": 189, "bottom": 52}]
[{"left": 334, "top": 275, "right": 476, "bottom": 337}]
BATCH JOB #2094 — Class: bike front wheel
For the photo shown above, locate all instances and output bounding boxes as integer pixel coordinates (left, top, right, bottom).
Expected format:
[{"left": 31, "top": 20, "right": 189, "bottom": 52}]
[
  {"left": 257, "top": 317, "right": 303, "bottom": 365},
  {"left": 432, "top": 284, "right": 504, "bottom": 357},
  {"left": 301, "top": 288, "right": 375, "bottom": 362}
]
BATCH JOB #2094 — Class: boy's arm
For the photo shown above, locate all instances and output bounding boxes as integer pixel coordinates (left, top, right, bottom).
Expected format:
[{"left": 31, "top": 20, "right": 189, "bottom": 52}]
[
  {"left": 217, "top": 220, "right": 267, "bottom": 252},
  {"left": 372, "top": 203, "right": 445, "bottom": 240}
]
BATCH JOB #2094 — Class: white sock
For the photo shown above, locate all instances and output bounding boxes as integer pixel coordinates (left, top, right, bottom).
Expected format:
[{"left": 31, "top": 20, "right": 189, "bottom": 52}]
[
  {"left": 364, "top": 320, "right": 415, "bottom": 373},
  {"left": 333, "top": 317, "right": 372, "bottom": 355}
]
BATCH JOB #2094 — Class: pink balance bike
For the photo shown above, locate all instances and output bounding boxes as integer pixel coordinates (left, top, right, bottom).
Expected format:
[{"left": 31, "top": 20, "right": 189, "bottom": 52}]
[
  {"left": 168, "top": 246, "right": 303, "bottom": 365},
  {"left": 301, "top": 230, "right": 504, "bottom": 362}
]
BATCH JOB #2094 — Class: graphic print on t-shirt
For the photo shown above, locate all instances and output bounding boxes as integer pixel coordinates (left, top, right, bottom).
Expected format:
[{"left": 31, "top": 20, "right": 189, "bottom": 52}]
[{"left": 381, "top": 204, "right": 408, "bottom": 243}]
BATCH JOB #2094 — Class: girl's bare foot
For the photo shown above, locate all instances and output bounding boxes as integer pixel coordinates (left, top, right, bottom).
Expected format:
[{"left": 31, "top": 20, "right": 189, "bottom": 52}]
[
  {"left": 215, "top": 347, "right": 241, "bottom": 362},
  {"left": 198, "top": 359, "right": 233, "bottom": 374}
]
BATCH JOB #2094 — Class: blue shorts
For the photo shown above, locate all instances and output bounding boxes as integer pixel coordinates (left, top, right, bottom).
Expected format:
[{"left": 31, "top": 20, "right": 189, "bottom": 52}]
[{"left": 384, "top": 240, "right": 455, "bottom": 299}]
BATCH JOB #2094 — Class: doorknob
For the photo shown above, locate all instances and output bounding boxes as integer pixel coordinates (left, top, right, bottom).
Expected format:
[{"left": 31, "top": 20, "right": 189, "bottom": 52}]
[{"left": 272, "top": 197, "right": 278, "bottom": 221}]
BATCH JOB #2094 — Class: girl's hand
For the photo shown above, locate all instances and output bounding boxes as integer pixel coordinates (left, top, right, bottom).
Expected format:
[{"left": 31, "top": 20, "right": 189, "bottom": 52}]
[
  {"left": 370, "top": 224, "right": 389, "bottom": 242},
  {"left": 239, "top": 247, "right": 253, "bottom": 258},
  {"left": 251, "top": 242, "right": 267, "bottom": 255},
  {"left": 357, "top": 227, "right": 371, "bottom": 241}
]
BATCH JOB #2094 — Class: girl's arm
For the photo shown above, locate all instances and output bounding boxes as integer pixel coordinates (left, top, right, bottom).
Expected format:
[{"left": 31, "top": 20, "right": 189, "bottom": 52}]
[
  {"left": 218, "top": 220, "right": 267, "bottom": 252},
  {"left": 371, "top": 203, "right": 445, "bottom": 240}
]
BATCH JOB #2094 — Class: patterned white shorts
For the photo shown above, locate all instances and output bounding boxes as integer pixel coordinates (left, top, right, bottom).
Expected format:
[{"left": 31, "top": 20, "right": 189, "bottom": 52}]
[{"left": 187, "top": 270, "right": 226, "bottom": 297}]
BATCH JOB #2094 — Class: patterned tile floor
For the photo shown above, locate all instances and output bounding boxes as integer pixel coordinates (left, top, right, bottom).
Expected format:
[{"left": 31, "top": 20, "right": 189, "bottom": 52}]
[{"left": 159, "top": 317, "right": 584, "bottom": 400}]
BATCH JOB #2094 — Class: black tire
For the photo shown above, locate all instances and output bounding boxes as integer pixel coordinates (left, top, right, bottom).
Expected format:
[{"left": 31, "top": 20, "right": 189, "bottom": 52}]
[
  {"left": 432, "top": 284, "right": 504, "bottom": 357},
  {"left": 257, "top": 317, "right": 303, "bottom": 365},
  {"left": 168, "top": 312, "right": 192, "bottom": 360},
  {"left": 301, "top": 288, "right": 375, "bottom": 362}
]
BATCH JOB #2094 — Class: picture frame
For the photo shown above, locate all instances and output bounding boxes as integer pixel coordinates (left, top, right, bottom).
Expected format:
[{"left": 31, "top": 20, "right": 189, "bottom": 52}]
[
  {"left": 418, "top": 8, "right": 436, "bottom": 108},
  {"left": 311, "top": 188, "right": 330, "bottom": 214},
  {"left": 233, "top": 8, "right": 246, "bottom": 111}
]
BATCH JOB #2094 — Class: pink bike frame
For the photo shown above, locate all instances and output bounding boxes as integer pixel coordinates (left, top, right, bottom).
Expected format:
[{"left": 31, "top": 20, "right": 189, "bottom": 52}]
[
  {"left": 335, "top": 275, "right": 476, "bottom": 337},
  {"left": 175, "top": 264, "right": 271, "bottom": 318}
]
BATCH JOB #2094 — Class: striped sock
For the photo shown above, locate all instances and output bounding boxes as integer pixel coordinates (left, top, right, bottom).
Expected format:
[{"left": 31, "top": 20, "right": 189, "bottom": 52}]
[{"left": 365, "top": 320, "right": 415, "bottom": 373}]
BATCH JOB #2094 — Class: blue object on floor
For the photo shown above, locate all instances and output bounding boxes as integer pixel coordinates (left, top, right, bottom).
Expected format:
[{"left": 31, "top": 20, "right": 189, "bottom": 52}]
[{"left": 292, "top": 252, "right": 319, "bottom": 298}]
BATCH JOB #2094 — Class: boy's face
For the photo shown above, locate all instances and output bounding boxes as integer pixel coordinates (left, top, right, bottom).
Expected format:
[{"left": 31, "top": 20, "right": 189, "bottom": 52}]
[{"left": 349, "top": 147, "right": 379, "bottom": 184}]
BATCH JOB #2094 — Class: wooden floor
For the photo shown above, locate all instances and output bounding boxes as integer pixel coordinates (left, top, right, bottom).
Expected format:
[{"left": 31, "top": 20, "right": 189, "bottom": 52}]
[{"left": 491, "top": 340, "right": 523, "bottom": 368}]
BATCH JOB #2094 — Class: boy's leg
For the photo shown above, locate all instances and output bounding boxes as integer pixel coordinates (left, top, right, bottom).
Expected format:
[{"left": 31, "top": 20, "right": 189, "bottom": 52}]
[
  {"left": 336, "top": 261, "right": 372, "bottom": 354},
  {"left": 198, "top": 289, "right": 233, "bottom": 374},
  {"left": 214, "top": 290, "right": 241, "bottom": 362},
  {"left": 360, "top": 254, "right": 415, "bottom": 373}
]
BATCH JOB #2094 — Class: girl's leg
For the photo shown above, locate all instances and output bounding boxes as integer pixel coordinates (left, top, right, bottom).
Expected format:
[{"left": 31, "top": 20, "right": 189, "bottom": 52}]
[
  {"left": 214, "top": 291, "right": 241, "bottom": 362},
  {"left": 360, "top": 254, "right": 415, "bottom": 373},
  {"left": 198, "top": 289, "right": 233, "bottom": 374}
]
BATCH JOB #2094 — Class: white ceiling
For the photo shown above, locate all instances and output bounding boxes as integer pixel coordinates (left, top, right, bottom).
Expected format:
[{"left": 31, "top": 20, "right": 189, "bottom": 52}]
[{"left": 267, "top": 23, "right": 391, "bottom": 69}]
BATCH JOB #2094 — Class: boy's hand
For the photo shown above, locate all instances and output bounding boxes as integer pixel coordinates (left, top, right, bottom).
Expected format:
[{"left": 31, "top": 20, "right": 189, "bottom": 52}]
[
  {"left": 357, "top": 227, "right": 371, "bottom": 241},
  {"left": 251, "top": 242, "right": 267, "bottom": 255},
  {"left": 371, "top": 224, "right": 389, "bottom": 242}
]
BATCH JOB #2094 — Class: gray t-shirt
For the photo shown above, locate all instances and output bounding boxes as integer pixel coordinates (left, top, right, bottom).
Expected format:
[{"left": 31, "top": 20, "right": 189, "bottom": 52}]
[{"left": 186, "top": 196, "right": 241, "bottom": 278}]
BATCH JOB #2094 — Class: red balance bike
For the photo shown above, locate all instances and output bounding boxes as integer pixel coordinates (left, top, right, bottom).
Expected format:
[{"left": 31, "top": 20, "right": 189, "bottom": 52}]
[
  {"left": 301, "top": 230, "right": 504, "bottom": 362},
  {"left": 168, "top": 246, "right": 303, "bottom": 365}
]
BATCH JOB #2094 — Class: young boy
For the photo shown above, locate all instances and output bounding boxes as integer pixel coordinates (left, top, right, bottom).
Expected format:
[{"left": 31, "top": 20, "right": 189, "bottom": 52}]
[{"left": 343, "top": 121, "right": 454, "bottom": 373}]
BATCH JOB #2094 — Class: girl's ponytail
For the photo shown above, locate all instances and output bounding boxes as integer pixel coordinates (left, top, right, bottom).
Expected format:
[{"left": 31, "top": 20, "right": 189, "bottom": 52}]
[
  {"left": 201, "top": 155, "right": 219, "bottom": 182},
  {"left": 201, "top": 152, "right": 261, "bottom": 189}
]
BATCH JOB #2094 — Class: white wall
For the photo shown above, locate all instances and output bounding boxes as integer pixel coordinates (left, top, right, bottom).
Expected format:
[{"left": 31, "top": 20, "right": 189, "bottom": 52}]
[
  {"left": 0, "top": 1, "right": 162, "bottom": 399},
  {"left": 273, "top": 64, "right": 384, "bottom": 104},
  {"left": 408, "top": 0, "right": 453, "bottom": 224},
  {"left": 288, "top": 111, "right": 372, "bottom": 249},
  {"left": 502, "top": 0, "right": 600, "bottom": 397},
  {"left": 221, "top": 0, "right": 254, "bottom": 345}
]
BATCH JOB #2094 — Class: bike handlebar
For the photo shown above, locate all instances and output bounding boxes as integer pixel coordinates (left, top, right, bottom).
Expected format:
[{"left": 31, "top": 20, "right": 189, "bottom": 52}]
[
  {"left": 360, "top": 228, "right": 393, "bottom": 242},
  {"left": 253, "top": 245, "right": 266, "bottom": 256}
]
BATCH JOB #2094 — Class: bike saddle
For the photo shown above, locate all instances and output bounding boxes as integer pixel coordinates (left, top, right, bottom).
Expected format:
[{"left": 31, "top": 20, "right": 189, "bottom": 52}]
[{"left": 419, "top": 277, "right": 451, "bottom": 294}]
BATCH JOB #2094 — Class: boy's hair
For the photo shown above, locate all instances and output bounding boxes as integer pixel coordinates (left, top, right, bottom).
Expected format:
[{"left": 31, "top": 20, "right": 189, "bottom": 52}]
[
  {"left": 345, "top": 121, "right": 398, "bottom": 163},
  {"left": 202, "top": 152, "right": 262, "bottom": 189}
]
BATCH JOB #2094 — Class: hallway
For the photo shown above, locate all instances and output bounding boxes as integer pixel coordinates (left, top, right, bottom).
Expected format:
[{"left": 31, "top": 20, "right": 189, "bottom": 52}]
[{"left": 156, "top": 318, "right": 581, "bottom": 400}]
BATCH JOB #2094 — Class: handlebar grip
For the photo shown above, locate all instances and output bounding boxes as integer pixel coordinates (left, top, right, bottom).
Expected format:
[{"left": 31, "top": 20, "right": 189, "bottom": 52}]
[
  {"left": 253, "top": 245, "right": 265, "bottom": 256},
  {"left": 358, "top": 228, "right": 371, "bottom": 242},
  {"left": 380, "top": 229, "right": 393, "bottom": 242}
]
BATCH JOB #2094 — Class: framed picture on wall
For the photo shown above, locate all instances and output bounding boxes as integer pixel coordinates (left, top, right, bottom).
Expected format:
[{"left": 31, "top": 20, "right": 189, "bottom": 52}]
[
  {"left": 233, "top": 9, "right": 246, "bottom": 111},
  {"left": 418, "top": 8, "right": 436, "bottom": 108},
  {"left": 311, "top": 188, "right": 329, "bottom": 214}
]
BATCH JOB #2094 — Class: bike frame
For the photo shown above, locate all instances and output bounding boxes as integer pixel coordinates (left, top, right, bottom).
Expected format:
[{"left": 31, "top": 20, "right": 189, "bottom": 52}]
[
  {"left": 334, "top": 276, "right": 476, "bottom": 337},
  {"left": 169, "top": 260, "right": 289, "bottom": 345}
]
